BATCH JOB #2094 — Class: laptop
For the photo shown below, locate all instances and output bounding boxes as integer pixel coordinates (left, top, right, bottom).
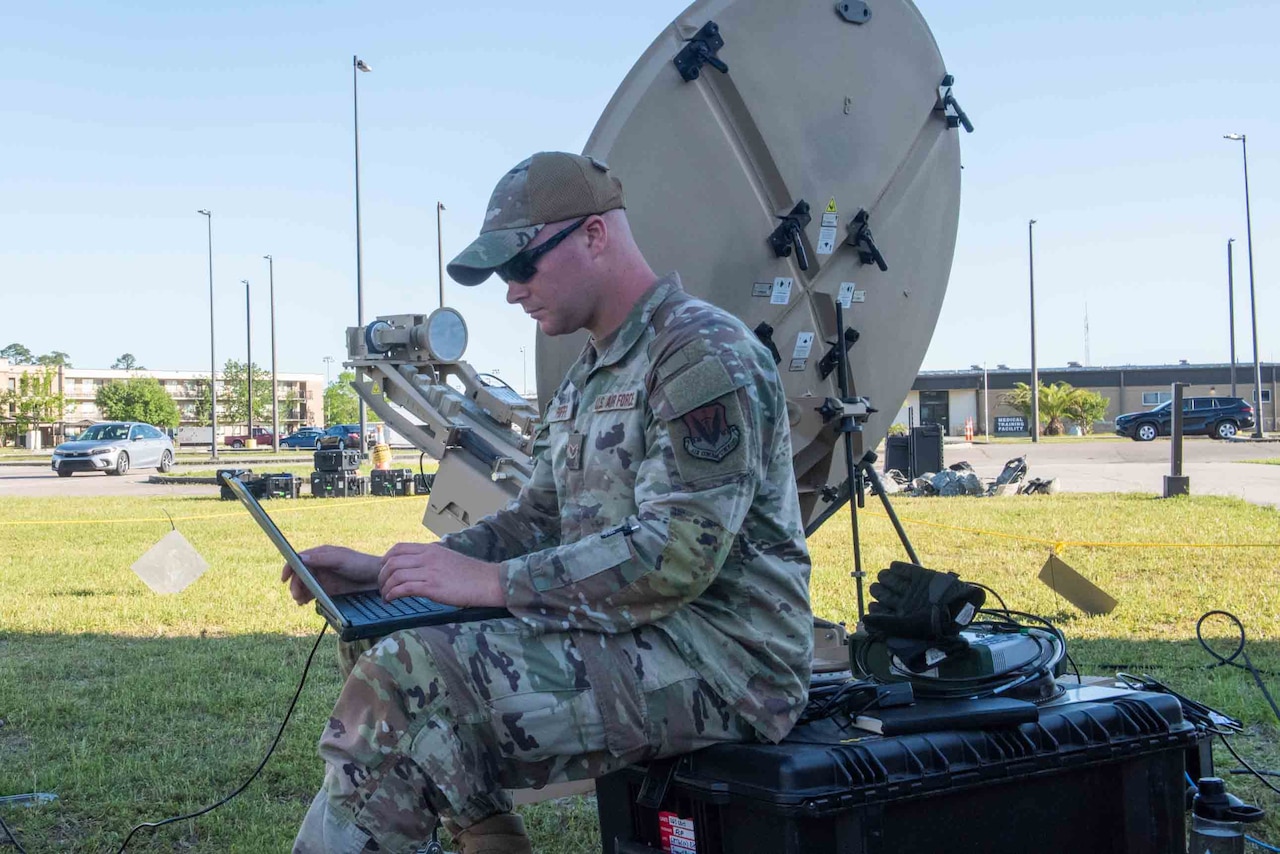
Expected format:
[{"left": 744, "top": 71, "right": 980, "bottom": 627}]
[{"left": 223, "top": 476, "right": 511, "bottom": 640}]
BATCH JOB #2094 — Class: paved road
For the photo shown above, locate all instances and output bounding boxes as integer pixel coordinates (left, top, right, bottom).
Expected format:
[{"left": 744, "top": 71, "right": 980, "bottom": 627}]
[
  {"left": 0, "top": 465, "right": 215, "bottom": 498},
  {"left": 4, "top": 438, "right": 1279, "bottom": 506},
  {"left": 944, "top": 438, "right": 1280, "bottom": 508}
]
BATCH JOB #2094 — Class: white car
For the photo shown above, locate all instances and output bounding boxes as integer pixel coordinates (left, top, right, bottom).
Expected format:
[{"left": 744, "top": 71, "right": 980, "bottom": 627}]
[{"left": 51, "top": 422, "right": 175, "bottom": 476}]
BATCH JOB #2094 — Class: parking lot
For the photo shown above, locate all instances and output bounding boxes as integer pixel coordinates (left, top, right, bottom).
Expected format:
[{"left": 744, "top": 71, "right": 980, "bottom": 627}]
[
  {"left": 4, "top": 437, "right": 1279, "bottom": 506},
  {"left": 947, "top": 437, "right": 1280, "bottom": 507}
]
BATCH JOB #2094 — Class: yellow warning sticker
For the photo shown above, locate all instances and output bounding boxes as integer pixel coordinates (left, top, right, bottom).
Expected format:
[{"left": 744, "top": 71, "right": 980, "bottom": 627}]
[{"left": 825, "top": 197, "right": 838, "bottom": 214}]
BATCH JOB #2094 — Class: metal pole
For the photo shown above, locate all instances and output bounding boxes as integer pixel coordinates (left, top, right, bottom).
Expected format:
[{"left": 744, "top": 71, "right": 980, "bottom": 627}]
[
  {"left": 1163, "top": 382, "right": 1190, "bottom": 497},
  {"left": 1029, "top": 219, "right": 1039, "bottom": 442},
  {"left": 198, "top": 210, "right": 218, "bottom": 460},
  {"left": 243, "top": 280, "right": 252, "bottom": 442},
  {"left": 437, "top": 201, "right": 445, "bottom": 308},
  {"left": 354, "top": 55, "right": 369, "bottom": 455},
  {"left": 265, "top": 255, "right": 278, "bottom": 451},
  {"left": 1242, "top": 137, "right": 1264, "bottom": 437},
  {"left": 1228, "top": 238, "right": 1237, "bottom": 398},
  {"left": 1226, "top": 133, "right": 1264, "bottom": 436},
  {"left": 834, "top": 301, "right": 866, "bottom": 619}
]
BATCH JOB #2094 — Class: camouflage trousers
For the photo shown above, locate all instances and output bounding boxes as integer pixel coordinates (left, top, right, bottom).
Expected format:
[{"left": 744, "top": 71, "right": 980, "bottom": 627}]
[{"left": 293, "top": 618, "right": 756, "bottom": 854}]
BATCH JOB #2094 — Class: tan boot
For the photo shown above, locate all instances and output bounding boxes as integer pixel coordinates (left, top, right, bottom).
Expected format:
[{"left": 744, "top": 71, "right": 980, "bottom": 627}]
[{"left": 449, "top": 813, "right": 532, "bottom": 854}]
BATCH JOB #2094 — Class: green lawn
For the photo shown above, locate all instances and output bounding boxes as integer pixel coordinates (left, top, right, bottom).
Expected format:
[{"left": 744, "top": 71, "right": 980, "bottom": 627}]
[
  {"left": 1244, "top": 458, "right": 1280, "bottom": 466},
  {"left": 2, "top": 493, "right": 1278, "bottom": 851}
]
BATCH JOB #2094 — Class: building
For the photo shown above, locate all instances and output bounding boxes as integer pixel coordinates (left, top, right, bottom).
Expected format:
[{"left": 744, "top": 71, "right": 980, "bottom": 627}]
[
  {"left": 0, "top": 359, "right": 324, "bottom": 447},
  {"left": 896, "top": 361, "right": 1278, "bottom": 437}
]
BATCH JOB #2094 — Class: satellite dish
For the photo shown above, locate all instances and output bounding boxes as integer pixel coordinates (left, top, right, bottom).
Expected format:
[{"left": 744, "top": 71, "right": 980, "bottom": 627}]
[{"left": 535, "top": 0, "right": 964, "bottom": 530}]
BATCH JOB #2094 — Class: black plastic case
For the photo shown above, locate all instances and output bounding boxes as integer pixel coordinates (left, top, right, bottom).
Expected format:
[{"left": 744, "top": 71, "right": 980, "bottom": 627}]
[{"left": 596, "top": 689, "right": 1200, "bottom": 854}]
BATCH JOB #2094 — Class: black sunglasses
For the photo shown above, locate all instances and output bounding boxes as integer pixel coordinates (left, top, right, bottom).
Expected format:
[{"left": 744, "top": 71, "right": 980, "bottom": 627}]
[{"left": 495, "top": 218, "right": 587, "bottom": 284}]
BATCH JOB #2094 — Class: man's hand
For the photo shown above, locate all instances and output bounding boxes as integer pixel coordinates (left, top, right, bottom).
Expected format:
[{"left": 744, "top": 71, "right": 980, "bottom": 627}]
[
  {"left": 378, "top": 542, "right": 506, "bottom": 608},
  {"left": 281, "top": 545, "right": 381, "bottom": 606}
]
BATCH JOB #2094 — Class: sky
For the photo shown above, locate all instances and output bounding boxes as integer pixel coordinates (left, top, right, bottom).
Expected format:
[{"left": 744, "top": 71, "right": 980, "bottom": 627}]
[{"left": 0, "top": 0, "right": 1276, "bottom": 389}]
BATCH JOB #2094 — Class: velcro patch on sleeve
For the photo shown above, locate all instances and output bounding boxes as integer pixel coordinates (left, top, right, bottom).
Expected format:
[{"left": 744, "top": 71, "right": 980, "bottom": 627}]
[{"left": 652, "top": 352, "right": 750, "bottom": 483}]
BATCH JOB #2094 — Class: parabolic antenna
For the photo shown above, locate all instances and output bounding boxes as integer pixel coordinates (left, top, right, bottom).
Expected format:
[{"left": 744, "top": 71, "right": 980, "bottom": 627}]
[{"left": 535, "top": 0, "right": 966, "bottom": 530}]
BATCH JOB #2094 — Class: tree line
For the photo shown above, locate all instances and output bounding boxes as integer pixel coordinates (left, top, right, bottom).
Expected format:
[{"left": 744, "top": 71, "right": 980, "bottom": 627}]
[{"left": 2, "top": 341, "right": 309, "bottom": 442}]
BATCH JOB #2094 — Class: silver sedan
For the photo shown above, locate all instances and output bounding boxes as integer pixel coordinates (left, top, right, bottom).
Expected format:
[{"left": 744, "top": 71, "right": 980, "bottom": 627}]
[{"left": 51, "top": 422, "right": 175, "bottom": 476}]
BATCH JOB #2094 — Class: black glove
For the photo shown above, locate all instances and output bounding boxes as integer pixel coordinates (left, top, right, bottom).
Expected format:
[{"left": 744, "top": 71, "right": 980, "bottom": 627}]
[
  {"left": 862, "top": 561, "right": 985, "bottom": 639},
  {"left": 885, "top": 635, "right": 972, "bottom": 673}
]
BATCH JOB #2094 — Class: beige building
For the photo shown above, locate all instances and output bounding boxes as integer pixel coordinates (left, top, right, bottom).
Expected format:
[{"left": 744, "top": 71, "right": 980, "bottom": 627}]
[
  {"left": 0, "top": 359, "right": 323, "bottom": 447},
  {"left": 896, "top": 362, "right": 1278, "bottom": 437}
]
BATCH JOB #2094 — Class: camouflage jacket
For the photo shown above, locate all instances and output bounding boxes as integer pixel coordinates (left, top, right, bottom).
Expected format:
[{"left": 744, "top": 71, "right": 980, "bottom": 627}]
[{"left": 440, "top": 274, "right": 812, "bottom": 742}]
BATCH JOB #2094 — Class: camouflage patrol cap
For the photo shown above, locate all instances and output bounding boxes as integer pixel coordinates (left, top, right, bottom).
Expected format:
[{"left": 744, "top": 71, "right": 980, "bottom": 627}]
[{"left": 447, "top": 151, "right": 625, "bottom": 286}]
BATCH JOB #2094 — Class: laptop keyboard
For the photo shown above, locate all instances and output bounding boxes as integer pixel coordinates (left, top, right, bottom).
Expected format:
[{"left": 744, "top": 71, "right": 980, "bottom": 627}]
[{"left": 341, "top": 590, "right": 454, "bottom": 620}]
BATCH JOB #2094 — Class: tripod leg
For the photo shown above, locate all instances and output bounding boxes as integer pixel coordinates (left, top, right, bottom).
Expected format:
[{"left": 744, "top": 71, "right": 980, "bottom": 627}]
[{"left": 858, "top": 453, "right": 920, "bottom": 565}]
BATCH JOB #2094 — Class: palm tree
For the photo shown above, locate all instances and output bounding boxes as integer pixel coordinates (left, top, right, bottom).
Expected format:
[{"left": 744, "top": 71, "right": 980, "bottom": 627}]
[{"left": 1000, "top": 381, "right": 1076, "bottom": 435}]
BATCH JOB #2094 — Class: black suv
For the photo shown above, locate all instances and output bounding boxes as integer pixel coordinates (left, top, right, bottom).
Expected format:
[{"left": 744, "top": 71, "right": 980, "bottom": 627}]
[{"left": 1114, "top": 397, "right": 1255, "bottom": 441}]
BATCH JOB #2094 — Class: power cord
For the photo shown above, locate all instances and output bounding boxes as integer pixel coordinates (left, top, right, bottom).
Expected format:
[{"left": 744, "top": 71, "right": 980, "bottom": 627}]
[
  {"left": 111, "top": 622, "right": 329, "bottom": 853},
  {"left": 854, "top": 609, "right": 1067, "bottom": 701},
  {"left": 1196, "top": 611, "right": 1280, "bottom": 725},
  {"left": 0, "top": 812, "right": 26, "bottom": 854}
]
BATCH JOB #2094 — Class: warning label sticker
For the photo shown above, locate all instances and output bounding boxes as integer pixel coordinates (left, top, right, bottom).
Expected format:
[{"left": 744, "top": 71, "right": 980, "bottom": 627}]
[
  {"left": 825, "top": 196, "right": 838, "bottom": 214},
  {"left": 659, "top": 812, "right": 696, "bottom": 853},
  {"left": 771, "top": 277, "right": 794, "bottom": 305},
  {"left": 816, "top": 226, "right": 837, "bottom": 255}
]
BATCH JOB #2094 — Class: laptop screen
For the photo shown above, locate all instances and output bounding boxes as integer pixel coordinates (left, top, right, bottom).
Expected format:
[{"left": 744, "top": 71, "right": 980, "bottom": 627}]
[{"left": 222, "top": 476, "right": 345, "bottom": 622}]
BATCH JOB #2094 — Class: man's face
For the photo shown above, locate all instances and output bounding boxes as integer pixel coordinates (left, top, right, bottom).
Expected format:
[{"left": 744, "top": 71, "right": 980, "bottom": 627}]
[{"left": 503, "top": 217, "right": 596, "bottom": 337}]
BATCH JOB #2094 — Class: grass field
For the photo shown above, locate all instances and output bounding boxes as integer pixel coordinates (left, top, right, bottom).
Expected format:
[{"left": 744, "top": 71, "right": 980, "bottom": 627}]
[{"left": 1, "top": 492, "right": 1278, "bottom": 851}]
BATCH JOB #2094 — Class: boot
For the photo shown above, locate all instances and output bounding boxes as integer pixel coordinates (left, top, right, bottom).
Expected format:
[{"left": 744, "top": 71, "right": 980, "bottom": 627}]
[{"left": 447, "top": 813, "right": 532, "bottom": 854}]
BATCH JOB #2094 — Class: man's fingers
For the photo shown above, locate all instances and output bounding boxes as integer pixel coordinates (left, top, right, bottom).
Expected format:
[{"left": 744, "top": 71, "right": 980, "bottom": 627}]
[{"left": 289, "top": 574, "right": 314, "bottom": 606}]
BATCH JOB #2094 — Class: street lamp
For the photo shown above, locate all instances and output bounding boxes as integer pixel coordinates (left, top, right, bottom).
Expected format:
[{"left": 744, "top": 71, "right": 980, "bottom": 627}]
[
  {"left": 242, "top": 279, "right": 252, "bottom": 442},
  {"left": 264, "top": 254, "right": 279, "bottom": 451},
  {"left": 323, "top": 355, "right": 335, "bottom": 388},
  {"left": 354, "top": 55, "right": 372, "bottom": 456},
  {"left": 1223, "top": 133, "right": 1265, "bottom": 437},
  {"left": 437, "top": 201, "right": 446, "bottom": 308},
  {"left": 1028, "top": 219, "right": 1039, "bottom": 443},
  {"left": 1227, "top": 238, "right": 1237, "bottom": 398},
  {"left": 197, "top": 209, "right": 218, "bottom": 459}
]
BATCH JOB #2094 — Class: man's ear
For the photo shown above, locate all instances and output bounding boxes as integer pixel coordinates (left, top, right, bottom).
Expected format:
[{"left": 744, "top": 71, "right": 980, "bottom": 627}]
[{"left": 583, "top": 214, "right": 609, "bottom": 258}]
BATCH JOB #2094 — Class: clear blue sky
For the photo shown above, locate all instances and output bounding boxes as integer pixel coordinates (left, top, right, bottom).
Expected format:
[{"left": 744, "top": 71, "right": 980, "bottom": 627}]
[{"left": 1, "top": 0, "right": 1275, "bottom": 388}]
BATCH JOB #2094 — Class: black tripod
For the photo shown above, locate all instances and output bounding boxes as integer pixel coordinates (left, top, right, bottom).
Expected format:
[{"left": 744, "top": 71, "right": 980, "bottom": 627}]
[{"left": 808, "top": 302, "right": 920, "bottom": 620}]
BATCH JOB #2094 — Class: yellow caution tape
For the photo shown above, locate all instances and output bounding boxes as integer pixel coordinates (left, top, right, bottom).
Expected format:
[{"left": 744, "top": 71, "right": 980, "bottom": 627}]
[
  {"left": 859, "top": 510, "right": 1280, "bottom": 553},
  {"left": 0, "top": 499, "right": 388, "bottom": 527}
]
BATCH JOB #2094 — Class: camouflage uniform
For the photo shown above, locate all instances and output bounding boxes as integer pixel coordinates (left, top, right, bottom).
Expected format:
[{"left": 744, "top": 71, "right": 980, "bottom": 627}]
[{"left": 298, "top": 275, "right": 812, "bottom": 854}]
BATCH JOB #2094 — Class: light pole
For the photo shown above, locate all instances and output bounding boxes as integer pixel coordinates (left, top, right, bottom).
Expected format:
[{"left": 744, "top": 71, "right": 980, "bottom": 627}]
[
  {"left": 354, "top": 55, "right": 372, "bottom": 456},
  {"left": 323, "top": 356, "right": 335, "bottom": 388},
  {"left": 242, "top": 279, "right": 252, "bottom": 442},
  {"left": 437, "top": 201, "right": 446, "bottom": 308},
  {"left": 264, "top": 255, "right": 279, "bottom": 451},
  {"left": 197, "top": 210, "right": 218, "bottom": 459},
  {"left": 1028, "top": 219, "right": 1039, "bottom": 442},
  {"left": 1227, "top": 238, "right": 1237, "bottom": 398},
  {"left": 1224, "top": 133, "right": 1264, "bottom": 437}
]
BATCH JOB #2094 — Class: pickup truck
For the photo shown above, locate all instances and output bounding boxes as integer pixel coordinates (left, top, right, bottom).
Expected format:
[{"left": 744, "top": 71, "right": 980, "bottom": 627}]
[{"left": 224, "top": 427, "right": 280, "bottom": 449}]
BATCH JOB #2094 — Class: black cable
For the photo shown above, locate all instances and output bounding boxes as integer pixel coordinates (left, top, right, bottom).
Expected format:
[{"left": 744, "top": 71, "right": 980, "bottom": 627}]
[
  {"left": 855, "top": 610, "right": 1066, "bottom": 701},
  {"left": 114, "top": 623, "right": 329, "bottom": 853},
  {"left": 1196, "top": 611, "right": 1280, "bottom": 726},
  {"left": 1219, "top": 734, "right": 1280, "bottom": 799},
  {"left": 970, "top": 582, "right": 1008, "bottom": 613},
  {"left": 1066, "top": 652, "right": 1082, "bottom": 685},
  {"left": 1115, "top": 672, "right": 1243, "bottom": 736},
  {"left": 0, "top": 812, "right": 28, "bottom": 854},
  {"left": 1231, "top": 769, "right": 1280, "bottom": 779}
]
